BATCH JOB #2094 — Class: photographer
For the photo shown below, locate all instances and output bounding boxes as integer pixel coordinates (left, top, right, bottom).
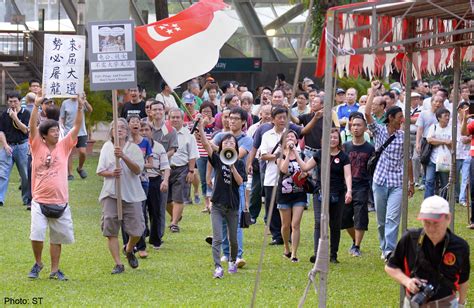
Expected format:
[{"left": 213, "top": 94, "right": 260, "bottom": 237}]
[{"left": 385, "top": 196, "right": 470, "bottom": 307}]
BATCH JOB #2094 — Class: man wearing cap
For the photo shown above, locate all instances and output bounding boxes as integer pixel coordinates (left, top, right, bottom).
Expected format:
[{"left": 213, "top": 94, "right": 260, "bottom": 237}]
[
  {"left": 335, "top": 88, "right": 346, "bottom": 106},
  {"left": 337, "top": 88, "right": 359, "bottom": 128},
  {"left": 385, "top": 196, "right": 470, "bottom": 307},
  {"left": 365, "top": 81, "right": 415, "bottom": 262}
]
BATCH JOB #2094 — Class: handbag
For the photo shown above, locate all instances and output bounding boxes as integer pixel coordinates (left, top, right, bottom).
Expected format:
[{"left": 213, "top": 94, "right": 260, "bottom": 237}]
[
  {"left": 292, "top": 170, "right": 317, "bottom": 194},
  {"left": 39, "top": 203, "right": 68, "bottom": 218},
  {"left": 240, "top": 210, "right": 251, "bottom": 228},
  {"left": 420, "top": 125, "right": 436, "bottom": 165},
  {"left": 367, "top": 134, "right": 396, "bottom": 176}
]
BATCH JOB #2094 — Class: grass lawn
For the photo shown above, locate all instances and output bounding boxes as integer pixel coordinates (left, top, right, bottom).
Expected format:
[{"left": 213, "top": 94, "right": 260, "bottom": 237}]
[{"left": 1, "top": 155, "right": 473, "bottom": 306}]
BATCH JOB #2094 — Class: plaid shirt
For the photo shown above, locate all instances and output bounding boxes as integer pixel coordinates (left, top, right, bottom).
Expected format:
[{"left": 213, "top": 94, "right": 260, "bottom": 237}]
[{"left": 368, "top": 122, "right": 405, "bottom": 187}]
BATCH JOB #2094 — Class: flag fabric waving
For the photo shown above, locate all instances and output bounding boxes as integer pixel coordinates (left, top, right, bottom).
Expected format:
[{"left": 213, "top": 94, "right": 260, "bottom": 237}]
[{"left": 135, "top": 0, "right": 239, "bottom": 89}]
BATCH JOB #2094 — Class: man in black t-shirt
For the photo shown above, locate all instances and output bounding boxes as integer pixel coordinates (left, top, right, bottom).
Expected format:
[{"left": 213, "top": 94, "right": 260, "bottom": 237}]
[
  {"left": 341, "top": 115, "right": 374, "bottom": 257},
  {"left": 0, "top": 91, "right": 31, "bottom": 207},
  {"left": 385, "top": 196, "right": 469, "bottom": 307},
  {"left": 121, "top": 86, "right": 146, "bottom": 119}
]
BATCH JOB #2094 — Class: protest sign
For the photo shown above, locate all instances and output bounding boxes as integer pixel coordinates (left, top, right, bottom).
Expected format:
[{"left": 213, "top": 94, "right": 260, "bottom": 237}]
[
  {"left": 88, "top": 20, "right": 137, "bottom": 91},
  {"left": 42, "top": 34, "right": 85, "bottom": 98}
]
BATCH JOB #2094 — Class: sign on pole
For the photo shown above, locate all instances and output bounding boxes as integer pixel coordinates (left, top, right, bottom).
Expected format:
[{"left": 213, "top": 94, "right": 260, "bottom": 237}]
[
  {"left": 87, "top": 20, "right": 137, "bottom": 91},
  {"left": 42, "top": 34, "right": 86, "bottom": 98}
]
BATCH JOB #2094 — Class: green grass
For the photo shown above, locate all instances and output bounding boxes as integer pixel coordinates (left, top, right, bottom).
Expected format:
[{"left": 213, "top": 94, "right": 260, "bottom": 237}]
[{"left": 1, "top": 155, "right": 473, "bottom": 306}]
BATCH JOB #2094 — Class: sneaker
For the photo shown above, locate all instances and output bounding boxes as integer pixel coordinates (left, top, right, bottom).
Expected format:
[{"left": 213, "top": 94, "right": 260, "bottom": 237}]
[
  {"left": 125, "top": 250, "right": 139, "bottom": 269},
  {"left": 291, "top": 257, "right": 299, "bottom": 263},
  {"left": 460, "top": 202, "right": 467, "bottom": 207},
  {"left": 138, "top": 250, "right": 148, "bottom": 258},
  {"left": 384, "top": 251, "right": 392, "bottom": 263},
  {"left": 28, "top": 263, "right": 43, "bottom": 279},
  {"left": 417, "top": 184, "right": 425, "bottom": 191},
  {"left": 0, "top": 201, "right": 3, "bottom": 206},
  {"left": 368, "top": 206, "right": 376, "bottom": 212},
  {"left": 194, "top": 195, "right": 201, "bottom": 204},
  {"left": 220, "top": 255, "right": 228, "bottom": 263},
  {"left": 351, "top": 247, "right": 361, "bottom": 257},
  {"left": 309, "top": 255, "right": 316, "bottom": 263},
  {"left": 329, "top": 257, "right": 340, "bottom": 264},
  {"left": 380, "top": 252, "right": 385, "bottom": 260},
  {"left": 49, "top": 270, "right": 68, "bottom": 281},
  {"left": 236, "top": 258, "right": 246, "bottom": 268},
  {"left": 77, "top": 168, "right": 88, "bottom": 179},
  {"left": 26, "top": 205, "right": 31, "bottom": 211},
  {"left": 213, "top": 266, "right": 224, "bottom": 279},
  {"left": 67, "top": 175, "right": 74, "bottom": 181},
  {"left": 205, "top": 236, "right": 213, "bottom": 246},
  {"left": 169, "top": 224, "right": 180, "bottom": 233},
  {"left": 348, "top": 244, "right": 356, "bottom": 255},
  {"left": 183, "top": 199, "right": 192, "bottom": 205},
  {"left": 111, "top": 264, "right": 125, "bottom": 274},
  {"left": 228, "top": 262, "right": 237, "bottom": 274}
]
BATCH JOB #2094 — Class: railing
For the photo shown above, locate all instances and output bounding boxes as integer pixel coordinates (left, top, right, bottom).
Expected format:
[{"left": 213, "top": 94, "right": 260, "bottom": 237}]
[
  {"left": 0, "top": 65, "right": 20, "bottom": 106},
  {"left": 0, "top": 31, "right": 33, "bottom": 58}
]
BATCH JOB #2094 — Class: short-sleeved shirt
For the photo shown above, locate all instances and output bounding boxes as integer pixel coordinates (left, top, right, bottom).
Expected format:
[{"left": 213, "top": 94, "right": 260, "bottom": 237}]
[
  {"left": 253, "top": 122, "right": 302, "bottom": 150},
  {"left": 196, "top": 121, "right": 219, "bottom": 157},
  {"left": 151, "top": 121, "right": 178, "bottom": 153},
  {"left": 387, "top": 228, "right": 470, "bottom": 302},
  {"left": 213, "top": 131, "right": 253, "bottom": 166},
  {"left": 97, "top": 141, "right": 146, "bottom": 203},
  {"left": 313, "top": 150, "right": 350, "bottom": 193},
  {"left": 343, "top": 141, "right": 374, "bottom": 190},
  {"left": 170, "top": 126, "right": 200, "bottom": 167},
  {"left": 155, "top": 92, "right": 178, "bottom": 110},
  {"left": 416, "top": 110, "right": 438, "bottom": 138},
  {"left": 208, "top": 152, "right": 246, "bottom": 210},
  {"left": 60, "top": 98, "right": 87, "bottom": 136},
  {"left": 30, "top": 132, "right": 77, "bottom": 204},
  {"left": 214, "top": 112, "right": 253, "bottom": 131},
  {"left": 0, "top": 108, "right": 30, "bottom": 144},
  {"left": 298, "top": 113, "right": 337, "bottom": 149},
  {"left": 336, "top": 102, "right": 359, "bottom": 123},
  {"left": 259, "top": 128, "right": 285, "bottom": 187},
  {"left": 146, "top": 140, "right": 170, "bottom": 178},
  {"left": 466, "top": 121, "right": 474, "bottom": 157},
  {"left": 426, "top": 124, "right": 451, "bottom": 164},
  {"left": 368, "top": 122, "right": 405, "bottom": 187},
  {"left": 277, "top": 158, "right": 306, "bottom": 204},
  {"left": 121, "top": 100, "right": 146, "bottom": 119}
]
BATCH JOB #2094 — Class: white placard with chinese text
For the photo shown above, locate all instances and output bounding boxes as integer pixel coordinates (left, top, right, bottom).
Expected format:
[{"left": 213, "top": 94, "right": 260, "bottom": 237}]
[{"left": 42, "top": 34, "right": 85, "bottom": 98}]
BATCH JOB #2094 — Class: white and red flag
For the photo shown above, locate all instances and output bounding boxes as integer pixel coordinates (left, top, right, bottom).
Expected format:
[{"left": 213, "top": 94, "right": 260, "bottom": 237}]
[{"left": 135, "top": 0, "right": 238, "bottom": 89}]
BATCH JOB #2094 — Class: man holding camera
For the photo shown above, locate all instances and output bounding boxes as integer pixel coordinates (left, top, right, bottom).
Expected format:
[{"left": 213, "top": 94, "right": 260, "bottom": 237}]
[{"left": 385, "top": 196, "right": 470, "bottom": 307}]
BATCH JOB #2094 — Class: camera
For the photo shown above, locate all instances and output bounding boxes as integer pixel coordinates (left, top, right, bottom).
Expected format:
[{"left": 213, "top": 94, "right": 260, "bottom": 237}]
[{"left": 410, "top": 282, "right": 435, "bottom": 305}]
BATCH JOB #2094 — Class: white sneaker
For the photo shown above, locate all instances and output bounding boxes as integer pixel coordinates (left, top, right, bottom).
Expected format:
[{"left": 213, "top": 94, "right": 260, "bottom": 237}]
[
  {"left": 228, "top": 262, "right": 237, "bottom": 274},
  {"left": 380, "top": 252, "right": 385, "bottom": 260},
  {"left": 236, "top": 258, "right": 246, "bottom": 268},
  {"left": 213, "top": 266, "right": 223, "bottom": 279},
  {"left": 220, "top": 255, "right": 228, "bottom": 263}
]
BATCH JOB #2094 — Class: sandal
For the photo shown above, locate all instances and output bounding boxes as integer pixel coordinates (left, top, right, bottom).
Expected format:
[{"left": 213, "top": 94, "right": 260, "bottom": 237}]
[
  {"left": 169, "top": 224, "right": 180, "bottom": 233},
  {"left": 283, "top": 252, "right": 291, "bottom": 259},
  {"left": 291, "top": 257, "right": 299, "bottom": 263}
]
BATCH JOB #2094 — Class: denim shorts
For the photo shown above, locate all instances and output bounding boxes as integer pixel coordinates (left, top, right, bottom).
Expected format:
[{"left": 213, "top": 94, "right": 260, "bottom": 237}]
[{"left": 277, "top": 201, "right": 307, "bottom": 210}]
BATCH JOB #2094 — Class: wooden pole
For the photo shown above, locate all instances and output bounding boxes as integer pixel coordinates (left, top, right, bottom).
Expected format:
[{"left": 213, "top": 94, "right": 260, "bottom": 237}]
[
  {"left": 112, "top": 89, "right": 123, "bottom": 220},
  {"left": 449, "top": 45, "right": 461, "bottom": 232},
  {"left": 318, "top": 9, "right": 336, "bottom": 308}
]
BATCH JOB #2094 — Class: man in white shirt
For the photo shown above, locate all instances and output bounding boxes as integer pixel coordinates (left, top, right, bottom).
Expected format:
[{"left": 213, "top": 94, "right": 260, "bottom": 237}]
[
  {"left": 259, "top": 106, "right": 289, "bottom": 245},
  {"left": 155, "top": 82, "right": 178, "bottom": 113},
  {"left": 166, "top": 108, "right": 199, "bottom": 233}
]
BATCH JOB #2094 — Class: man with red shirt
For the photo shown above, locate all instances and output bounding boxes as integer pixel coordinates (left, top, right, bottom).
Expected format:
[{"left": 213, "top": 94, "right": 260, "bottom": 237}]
[
  {"left": 27, "top": 93, "right": 84, "bottom": 281},
  {"left": 460, "top": 105, "right": 474, "bottom": 229}
]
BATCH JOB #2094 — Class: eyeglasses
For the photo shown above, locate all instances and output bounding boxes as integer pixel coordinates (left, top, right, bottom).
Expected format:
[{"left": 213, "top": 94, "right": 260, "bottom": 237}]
[
  {"left": 45, "top": 154, "right": 52, "bottom": 168},
  {"left": 145, "top": 105, "right": 151, "bottom": 109},
  {"left": 229, "top": 116, "right": 242, "bottom": 121}
]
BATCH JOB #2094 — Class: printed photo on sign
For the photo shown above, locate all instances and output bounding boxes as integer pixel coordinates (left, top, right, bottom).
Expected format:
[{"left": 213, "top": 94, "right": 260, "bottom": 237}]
[{"left": 91, "top": 24, "right": 133, "bottom": 53}]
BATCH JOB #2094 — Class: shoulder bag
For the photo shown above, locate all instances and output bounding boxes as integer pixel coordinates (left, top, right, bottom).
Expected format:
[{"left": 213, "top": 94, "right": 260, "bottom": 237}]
[{"left": 367, "top": 134, "right": 396, "bottom": 176}]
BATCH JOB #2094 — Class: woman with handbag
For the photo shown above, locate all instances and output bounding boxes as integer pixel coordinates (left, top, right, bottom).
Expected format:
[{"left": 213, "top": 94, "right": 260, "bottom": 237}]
[
  {"left": 295, "top": 128, "right": 352, "bottom": 264},
  {"left": 276, "top": 130, "right": 307, "bottom": 262},
  {"left": 424, "top": 108, "right": 452, "bottom": 199}
]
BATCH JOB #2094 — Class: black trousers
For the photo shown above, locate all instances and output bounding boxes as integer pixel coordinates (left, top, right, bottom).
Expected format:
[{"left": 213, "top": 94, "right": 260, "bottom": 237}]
[
  {"left": 469, "top": 159, "right": 474, "bottom": 224},
  {"left": 264, "top": 186, "right": 282, "bottom": 242},
  {"left": 147, "top": 176, "right": 163, "bottom": 247},
  {"left": 313, "top": 190, "right": 345, "bottom": 258},
  {"left": 249, "top": 167, "right": 262, "bottom": 220}
]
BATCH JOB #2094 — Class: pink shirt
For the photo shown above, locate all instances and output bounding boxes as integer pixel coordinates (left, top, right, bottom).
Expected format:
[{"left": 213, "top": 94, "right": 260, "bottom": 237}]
[{"left": 30, "top": 133, "right": 77, "bottom": 204}]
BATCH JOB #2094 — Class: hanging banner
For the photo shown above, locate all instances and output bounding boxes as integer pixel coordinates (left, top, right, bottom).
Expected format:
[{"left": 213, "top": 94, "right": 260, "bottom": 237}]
[
  {"left": 88, "top": 20, "right": 137, "bottom": 91},
  {"left": 42, "top": 34, "right": 86, "bottom": 98}
]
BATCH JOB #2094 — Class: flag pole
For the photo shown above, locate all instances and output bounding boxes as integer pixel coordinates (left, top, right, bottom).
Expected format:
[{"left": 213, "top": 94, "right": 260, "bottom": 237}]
[
  {"left": 112, "top": 89, "right": 123, "bottom": 220},
  {"left": 171, "top": 90, "right": 196, "bottom": 120}
]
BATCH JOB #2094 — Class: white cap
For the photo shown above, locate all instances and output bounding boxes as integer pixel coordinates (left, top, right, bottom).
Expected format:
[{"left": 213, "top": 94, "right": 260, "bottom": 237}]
[
  {"left": 417, "top": 195, "right": 450, "bottom": 221},
  {"left": 411, "top": 92, "right": 422, "bottom": 98}
]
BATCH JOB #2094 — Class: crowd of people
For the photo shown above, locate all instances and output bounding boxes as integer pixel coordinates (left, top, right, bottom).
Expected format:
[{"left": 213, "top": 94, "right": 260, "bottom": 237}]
[{"left": 0, "top": 74, "right": 472, "bottom": 305}]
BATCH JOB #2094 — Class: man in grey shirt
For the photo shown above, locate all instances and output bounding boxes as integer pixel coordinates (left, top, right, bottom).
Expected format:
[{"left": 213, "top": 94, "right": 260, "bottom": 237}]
[{"left": 60, "top": 95, "right": 93, "bottom": 180}]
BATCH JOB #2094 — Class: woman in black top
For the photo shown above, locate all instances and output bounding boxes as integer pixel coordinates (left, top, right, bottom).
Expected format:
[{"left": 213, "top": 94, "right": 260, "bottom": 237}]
[
  {"left": 197, "top": 118, "right": 245, "bottom": 279},
  {"left": 296, "top": 128, "right": 352, "bottom": 263},
  {"left": 277, "top": 130, "right": 307, "bottom": 262}
]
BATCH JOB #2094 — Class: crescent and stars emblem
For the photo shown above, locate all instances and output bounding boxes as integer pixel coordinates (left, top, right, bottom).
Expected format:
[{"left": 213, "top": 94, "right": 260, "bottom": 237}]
[{"left": 147, "top": 23, "right": 182, "bottom": 42}]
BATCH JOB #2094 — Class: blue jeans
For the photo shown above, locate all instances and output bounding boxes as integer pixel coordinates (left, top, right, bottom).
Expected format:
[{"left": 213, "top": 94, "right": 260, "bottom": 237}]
[
  {"left": 372, "top": 181, "right": 403, "bottom": 256},
  {"left": 456, "top": 158, "right": 470, "bottom": 203},
  {"left": 424, "top": 161, "right": 449, "bottom": 199},
  {"left": 222, "top": 183, "right": 245, "bottom": 259},
  {"left": 0, "top": 142, "right": 29, "bottom": 204},
  {"left": 196, "top": 157, "right": 212, "bottom": 197}
]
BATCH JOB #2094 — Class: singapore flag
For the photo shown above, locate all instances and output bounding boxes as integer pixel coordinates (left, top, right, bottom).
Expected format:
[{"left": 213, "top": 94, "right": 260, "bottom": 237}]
[{"left": 135, "top": 0, "right": 239, "bottom": 89}]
